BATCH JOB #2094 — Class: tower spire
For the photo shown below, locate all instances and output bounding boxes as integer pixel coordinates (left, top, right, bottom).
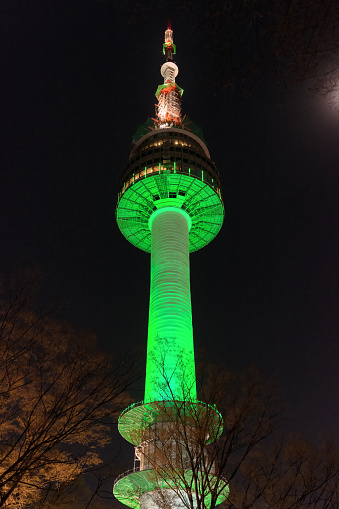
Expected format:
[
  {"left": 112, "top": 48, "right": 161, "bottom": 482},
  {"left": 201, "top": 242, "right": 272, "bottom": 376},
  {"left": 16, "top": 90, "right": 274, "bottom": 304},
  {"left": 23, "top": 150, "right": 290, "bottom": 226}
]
[
  {"left": 155, "top": 25, "right": 183, "bottom": 128},
  {"left": 164, "top": 20, "right": 175, "bottom": 61}
]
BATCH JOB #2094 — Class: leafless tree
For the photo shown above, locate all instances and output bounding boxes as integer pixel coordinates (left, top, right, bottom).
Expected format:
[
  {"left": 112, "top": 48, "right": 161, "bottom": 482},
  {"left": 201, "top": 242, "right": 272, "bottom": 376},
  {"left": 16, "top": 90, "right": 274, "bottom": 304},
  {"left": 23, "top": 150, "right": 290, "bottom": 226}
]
[
  {"left": 131, "top": 363, "right": 338, "bottom": 509},
  {"left": 0, "top": 277, "right": 136, "bottom": 508}
]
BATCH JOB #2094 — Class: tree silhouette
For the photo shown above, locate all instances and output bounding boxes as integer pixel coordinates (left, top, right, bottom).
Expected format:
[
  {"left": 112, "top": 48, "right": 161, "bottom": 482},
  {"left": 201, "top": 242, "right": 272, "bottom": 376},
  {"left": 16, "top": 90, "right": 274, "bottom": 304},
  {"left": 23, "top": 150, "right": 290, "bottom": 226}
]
[
  {"left": 0, "top": 278, "right": 136, "bottom": 508},
  {"left": 119, "top": 362, "right": 339, "bottom": 509}
]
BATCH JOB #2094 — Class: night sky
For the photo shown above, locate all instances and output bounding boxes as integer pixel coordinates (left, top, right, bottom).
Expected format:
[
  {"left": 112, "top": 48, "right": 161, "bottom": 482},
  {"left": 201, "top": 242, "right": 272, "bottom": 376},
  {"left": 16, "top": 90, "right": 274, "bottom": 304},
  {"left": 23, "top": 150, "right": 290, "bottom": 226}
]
[{"left": 2, "top": 0, "right": 339, "bottom": 450}]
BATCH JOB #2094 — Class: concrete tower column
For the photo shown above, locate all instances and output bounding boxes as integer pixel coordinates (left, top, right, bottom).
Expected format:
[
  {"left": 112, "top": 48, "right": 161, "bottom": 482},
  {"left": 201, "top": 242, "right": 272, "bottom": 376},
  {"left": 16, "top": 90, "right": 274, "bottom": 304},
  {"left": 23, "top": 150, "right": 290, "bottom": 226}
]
[{"left": 145, "top": 207, "right": 196, "bottom": 403}]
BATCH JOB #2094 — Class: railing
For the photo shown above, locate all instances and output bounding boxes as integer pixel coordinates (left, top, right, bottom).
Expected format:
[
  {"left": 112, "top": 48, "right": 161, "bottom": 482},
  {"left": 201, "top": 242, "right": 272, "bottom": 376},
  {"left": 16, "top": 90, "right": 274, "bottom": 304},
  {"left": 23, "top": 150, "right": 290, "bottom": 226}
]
[
  {"left": 118, "top": 399, "right": 223, "bottom": 423},
  {"left": 118, "top": 400, "right": 145, "bottom": 421},
  {"left": 113, "top": 466, "right": 228, "bottom": 488},
  {"left": 113, "top": 466, "right": 143, "bottom": 487},
  {"left": 117, "top": 165, "right": 222, "bottom": 202}
]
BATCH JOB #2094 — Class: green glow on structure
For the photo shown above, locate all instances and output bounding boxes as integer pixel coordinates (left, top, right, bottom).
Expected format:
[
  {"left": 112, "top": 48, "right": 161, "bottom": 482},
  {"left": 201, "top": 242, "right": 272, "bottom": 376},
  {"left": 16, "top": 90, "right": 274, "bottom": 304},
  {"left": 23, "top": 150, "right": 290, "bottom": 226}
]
[
  {"left": 116, "top": 165, "right": 224, "bottom": 406},
  {"left": 114, "top": 468, "right": 229, "bottom": 509},
  {"left": 118, "top": 400, "right": 224, "bottom": 445},
  {"left": 155, "top": 82, "right": 183, "bottom": 99},
  {"left": 145, "top": 207, "right": 195, "bottom": 403},
  {"left": 149, "top": 207, "right": 192, "bottom": 231},
  {"left": 116, "top": 173, "right": 224, "bottom": 254}
]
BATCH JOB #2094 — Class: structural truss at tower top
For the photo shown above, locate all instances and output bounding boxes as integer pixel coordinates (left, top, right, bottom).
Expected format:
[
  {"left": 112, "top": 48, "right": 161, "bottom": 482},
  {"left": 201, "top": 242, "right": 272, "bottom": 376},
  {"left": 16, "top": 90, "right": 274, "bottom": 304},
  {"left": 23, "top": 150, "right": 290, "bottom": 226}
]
[{"left": 155, "top": 23, "right": 184, "bottom": 129}]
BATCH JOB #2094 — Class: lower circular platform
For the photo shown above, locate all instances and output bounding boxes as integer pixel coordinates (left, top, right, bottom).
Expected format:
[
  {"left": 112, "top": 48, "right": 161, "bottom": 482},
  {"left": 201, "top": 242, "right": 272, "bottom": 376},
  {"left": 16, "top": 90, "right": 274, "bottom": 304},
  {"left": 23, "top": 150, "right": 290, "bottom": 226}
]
[
  {"left": 118, "top": 400, "right": 223, "bottom": 446},
  {"left": 116, "top": 173, "right": 224, "bottom": 253},
  {"left": 113, "top": 468, "right": 229, "bottom": 509}
]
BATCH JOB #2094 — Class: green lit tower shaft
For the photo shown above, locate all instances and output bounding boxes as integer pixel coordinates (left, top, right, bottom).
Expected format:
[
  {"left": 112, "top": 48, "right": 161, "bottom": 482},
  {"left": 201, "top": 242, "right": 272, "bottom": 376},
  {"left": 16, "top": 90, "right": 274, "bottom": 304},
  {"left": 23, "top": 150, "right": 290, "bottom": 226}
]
[
  {"left": 114, "top": 24, "right": 228, "bottom": 509},
  {"left": 146, "top": 206, "right": 196, "bottom": 403}
]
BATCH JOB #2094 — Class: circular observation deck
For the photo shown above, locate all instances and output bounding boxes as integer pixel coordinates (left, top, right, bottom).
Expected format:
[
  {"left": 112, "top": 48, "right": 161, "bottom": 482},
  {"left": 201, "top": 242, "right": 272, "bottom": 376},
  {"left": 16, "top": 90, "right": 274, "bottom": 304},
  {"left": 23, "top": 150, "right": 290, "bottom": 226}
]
[
  {"left": 116, "top": 128, "right": 224, "bottom": 253},
  {"left": 118, "top": 399, "right": 223, "bottom": 446},
  {"left": 113, "top": 468, "right": 229, "bottom": 509}
]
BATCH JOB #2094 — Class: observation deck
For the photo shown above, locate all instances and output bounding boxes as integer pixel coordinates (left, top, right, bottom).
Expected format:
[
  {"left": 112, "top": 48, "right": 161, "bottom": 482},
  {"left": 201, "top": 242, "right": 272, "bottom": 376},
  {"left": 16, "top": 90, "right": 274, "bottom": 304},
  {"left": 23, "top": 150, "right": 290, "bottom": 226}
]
[
  {"left": 114, "top": 401, "right": 228, "bottom": 509},
  {"left": 118, "top": 399, "right": 224, "bottom": 445},
  {"left": 116, "top": 127, "right": 224, "bottom": 253},
  {"left": 113, "top": 467, "right": 229, "bottom": 509}
]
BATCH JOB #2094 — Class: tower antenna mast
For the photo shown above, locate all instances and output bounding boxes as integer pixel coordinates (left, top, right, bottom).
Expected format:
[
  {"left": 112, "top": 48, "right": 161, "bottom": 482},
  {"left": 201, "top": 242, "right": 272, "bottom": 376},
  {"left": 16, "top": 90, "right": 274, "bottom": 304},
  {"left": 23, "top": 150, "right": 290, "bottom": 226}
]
[{"left": 155, "top": 23, "right": 182, "bottom": 128}]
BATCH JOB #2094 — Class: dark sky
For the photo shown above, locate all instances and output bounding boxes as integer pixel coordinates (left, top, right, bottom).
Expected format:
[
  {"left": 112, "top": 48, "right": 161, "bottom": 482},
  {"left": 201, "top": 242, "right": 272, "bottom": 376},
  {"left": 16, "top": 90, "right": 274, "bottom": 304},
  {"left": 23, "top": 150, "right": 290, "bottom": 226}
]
[{"left": 2, "top": 0, "right": 339, "bottom": 455}]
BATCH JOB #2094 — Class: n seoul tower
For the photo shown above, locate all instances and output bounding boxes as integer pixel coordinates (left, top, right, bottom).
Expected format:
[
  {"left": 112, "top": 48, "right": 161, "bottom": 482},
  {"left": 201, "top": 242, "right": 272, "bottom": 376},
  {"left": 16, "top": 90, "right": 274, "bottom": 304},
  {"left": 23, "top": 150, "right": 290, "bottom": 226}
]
[{"left": 114, "top": 24, "right": 228, "bottom": 509}]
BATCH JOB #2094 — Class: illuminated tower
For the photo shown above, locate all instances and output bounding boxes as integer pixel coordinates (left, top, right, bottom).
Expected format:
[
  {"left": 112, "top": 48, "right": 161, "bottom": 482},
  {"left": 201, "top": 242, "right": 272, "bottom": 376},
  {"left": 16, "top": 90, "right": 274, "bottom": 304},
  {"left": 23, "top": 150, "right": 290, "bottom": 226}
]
[{"left": 114, "top": 24, "right": 228, "bottom": 509}]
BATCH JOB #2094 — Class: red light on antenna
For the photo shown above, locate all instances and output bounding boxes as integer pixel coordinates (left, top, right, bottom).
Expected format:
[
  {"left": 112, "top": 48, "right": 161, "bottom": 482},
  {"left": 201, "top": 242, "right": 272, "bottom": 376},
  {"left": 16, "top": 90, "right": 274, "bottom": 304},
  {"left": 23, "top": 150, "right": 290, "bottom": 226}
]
[{"left": 167, "top": 19, "right": 171, "bottom": 30}]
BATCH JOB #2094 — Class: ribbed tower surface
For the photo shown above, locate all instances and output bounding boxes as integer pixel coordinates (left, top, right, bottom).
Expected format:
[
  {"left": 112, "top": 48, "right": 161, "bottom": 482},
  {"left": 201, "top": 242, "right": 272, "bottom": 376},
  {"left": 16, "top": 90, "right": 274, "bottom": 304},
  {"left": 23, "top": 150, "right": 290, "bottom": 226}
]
[{"left": 114, "top": 24, "right": 228, "bottom": 509}]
